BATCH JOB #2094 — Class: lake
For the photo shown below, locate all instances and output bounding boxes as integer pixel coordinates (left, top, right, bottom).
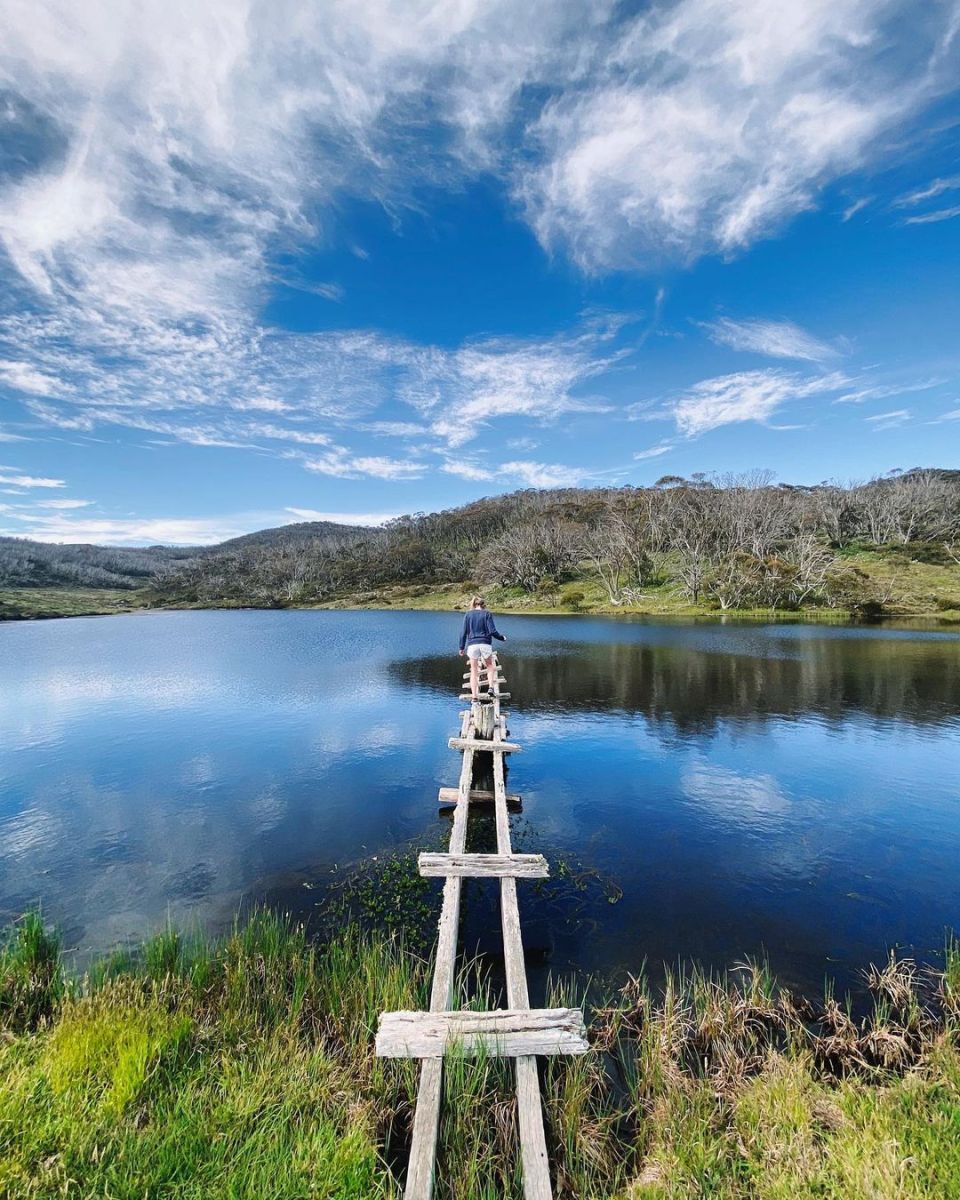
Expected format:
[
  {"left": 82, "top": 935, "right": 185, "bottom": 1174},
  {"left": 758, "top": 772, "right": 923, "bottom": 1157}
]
[{"left": 1, "top": 608, "right": 958, "bottom": 1000}]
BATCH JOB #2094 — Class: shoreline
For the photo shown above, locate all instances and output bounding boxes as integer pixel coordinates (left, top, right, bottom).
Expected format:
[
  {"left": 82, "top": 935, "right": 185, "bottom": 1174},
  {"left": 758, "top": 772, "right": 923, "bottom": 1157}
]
[
  {"left": 3, "top": 589, "right": 960, "bottom": 629},
  {"left": 2, "top": 909, "right": 958, "bottom": 1198}
]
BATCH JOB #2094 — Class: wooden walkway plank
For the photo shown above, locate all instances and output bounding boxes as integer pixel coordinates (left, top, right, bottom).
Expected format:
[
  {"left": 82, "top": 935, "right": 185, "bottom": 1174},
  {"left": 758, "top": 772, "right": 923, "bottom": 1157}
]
[
  {"left": 403, "top": 716, "right": 476, "bottom": 1200},
  {"left": 404, "top": 1058, "right": 443, "bottom": 1200},
  {"left": 448, "top": 736, "right": 521, "bottom": 753},
  {"left": 437, "top": 786, "right": 522, "bottom": 805},
  {"left": 418, "top": 852, "right": 549, "bottom": 879},
  {"left": 376, "top": 1008, "right": 589, "bottom": 1058},
  {"left": 492, "top": 725, "right": 555, "bottom": 1200}
]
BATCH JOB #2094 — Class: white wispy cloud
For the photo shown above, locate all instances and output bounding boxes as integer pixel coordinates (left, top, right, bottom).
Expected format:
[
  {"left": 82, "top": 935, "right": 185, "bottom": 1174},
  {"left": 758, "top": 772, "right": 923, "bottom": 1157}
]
[
  {"left": 299, "top": 450, "right": 425, "bottom": 481},
  {"left": 703, "top": 317, "right": 840, "bottom": 363},
  {"left": 0, "top": 359, "right": 62, "bottom": 395},
  {"left": 842, "top": 196, "right": 872, "bottom": 221},
  {"left": 832, "top": 378, "right": 942, "bottom": 404},
  {"left": 283, "top": 508, "right": 396, "bottom": 526},
  {"left": 1, "top": 3, "right": 952, "bottom": 394},
  {"left": 499, "top": 460, "right": 587, "bottom": 488},
  {"left": 442, "top": 461, "right": 496, "bottom": 482},
  {"left": 442, "top": 457, "right": 588, "bottom": 487},
  {"left": 521, "top": 1, "right": 960, "bottom": 269},
  {"left": 865, "top": 408, "right": 911, "bottom": 429},
  {"left": 0, "top": 1, "right": 617, "bottom": 476},
  {"left": 0, "top": 513, "right": 255, "bottom": 545},
  {"left": 3, "top": 307, "right": 622, "bottom": 469},
  {"left": 35, "top": 498, "right": 92, "bottom": 509},
  {"left": 0, "top": 470, "right": 65, "bottom": 488},
  {"left": 903, "top": 204, "right": 960, "bottom": 225},
  {"left": 0, "top": 0, "right": 957, "bottom": 498},
  {"left": 633, "top": 442, "right": 674, "bottom": 460},
  {"left": 894, "top": 175, "right": 960, "bottom": 206},
  {"left": 421, "top": 328, "right": 621, "bottom": 447},
  {"left": 672, "top": 370, "right": 849, "bottom": 436},
  {"left": 894, "top": 174, "right": 960, "bottom": 224}
]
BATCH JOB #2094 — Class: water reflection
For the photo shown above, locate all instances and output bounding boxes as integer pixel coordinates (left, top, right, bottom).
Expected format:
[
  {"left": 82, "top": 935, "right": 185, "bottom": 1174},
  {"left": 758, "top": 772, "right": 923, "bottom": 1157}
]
[
  {"left": 396, "top": 627, "right": 960, "bottom": 732},
  {"left": 0, "top": 610, "right": 958, "bottom": 998}
]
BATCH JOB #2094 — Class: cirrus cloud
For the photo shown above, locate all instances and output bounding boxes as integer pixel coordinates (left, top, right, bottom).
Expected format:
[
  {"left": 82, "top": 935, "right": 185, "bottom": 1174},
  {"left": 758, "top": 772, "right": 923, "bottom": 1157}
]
[{"left": 702, "top": 317, "right": 841, "bottom": 363}]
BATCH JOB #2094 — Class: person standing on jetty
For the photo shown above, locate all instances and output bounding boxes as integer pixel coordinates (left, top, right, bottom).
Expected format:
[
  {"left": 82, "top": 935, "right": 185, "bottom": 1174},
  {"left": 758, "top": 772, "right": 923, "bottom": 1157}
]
[{"left": 459, "top": 595, "right": 506, "bottom": 700}]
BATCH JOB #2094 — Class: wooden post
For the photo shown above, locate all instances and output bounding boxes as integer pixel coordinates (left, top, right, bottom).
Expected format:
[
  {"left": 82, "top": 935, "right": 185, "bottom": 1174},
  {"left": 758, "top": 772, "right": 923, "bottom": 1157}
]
[{"left": 472, "top": 699, "right": 496, "bottom": 741}]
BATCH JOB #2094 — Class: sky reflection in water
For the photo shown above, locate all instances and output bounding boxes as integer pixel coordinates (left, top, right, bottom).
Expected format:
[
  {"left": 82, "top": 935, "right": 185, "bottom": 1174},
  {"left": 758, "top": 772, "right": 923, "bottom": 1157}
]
[{"left": 1, "top": 609, "right": 958, "bottom": 998}]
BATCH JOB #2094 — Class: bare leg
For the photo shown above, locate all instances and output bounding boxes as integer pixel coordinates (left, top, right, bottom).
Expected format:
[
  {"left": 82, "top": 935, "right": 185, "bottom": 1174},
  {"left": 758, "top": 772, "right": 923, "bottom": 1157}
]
[
  {"left": 485, "top": 655, "right": 497, "bottom": 695},
  {"left": 469, "top": 655, "right": 480, "bottom": 699}
]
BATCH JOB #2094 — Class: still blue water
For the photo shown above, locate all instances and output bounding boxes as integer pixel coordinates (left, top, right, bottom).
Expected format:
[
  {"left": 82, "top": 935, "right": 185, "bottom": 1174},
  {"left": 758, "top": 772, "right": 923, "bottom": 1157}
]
[{"left": 1, "top": 609, "right": 958, "bottom": 997}]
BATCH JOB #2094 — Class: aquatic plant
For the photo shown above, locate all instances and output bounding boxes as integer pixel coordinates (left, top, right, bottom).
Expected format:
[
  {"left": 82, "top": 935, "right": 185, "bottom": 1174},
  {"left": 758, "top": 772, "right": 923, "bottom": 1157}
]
[{"left": 1, "top": 912, "right": 958, "bottom": 1198}]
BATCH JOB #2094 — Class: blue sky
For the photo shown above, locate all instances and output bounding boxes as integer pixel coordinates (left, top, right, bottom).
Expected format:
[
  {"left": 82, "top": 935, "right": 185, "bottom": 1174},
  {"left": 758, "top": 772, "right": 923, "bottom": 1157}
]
[{"left": 1, "top": 1, "right": 959, "bottom": 545}]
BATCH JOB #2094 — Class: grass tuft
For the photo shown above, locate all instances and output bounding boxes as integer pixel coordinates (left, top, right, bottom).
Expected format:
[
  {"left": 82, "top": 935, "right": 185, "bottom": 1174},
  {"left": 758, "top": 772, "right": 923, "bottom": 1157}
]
[
  {"left": 1, "top": 914, "right": 959, "bottom": 1197},
  {"left": 0, "top": 911, "right": 65, "bottom": 1032}
]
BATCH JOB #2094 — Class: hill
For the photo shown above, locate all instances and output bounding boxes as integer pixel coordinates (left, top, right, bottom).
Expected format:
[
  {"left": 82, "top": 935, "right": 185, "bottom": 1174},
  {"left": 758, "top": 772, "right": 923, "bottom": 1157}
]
[
  {"left": 0, "top": 537, "right": 198, "bottom": 591},
  {"left": 3, "top": 471, "right": 959, "bottom": 621},
  {"left": 211, "top": 519, "right": 373, "bottom": 554},
  {"left": 151, "top": 470, "right": 960, "bottom": 620}
]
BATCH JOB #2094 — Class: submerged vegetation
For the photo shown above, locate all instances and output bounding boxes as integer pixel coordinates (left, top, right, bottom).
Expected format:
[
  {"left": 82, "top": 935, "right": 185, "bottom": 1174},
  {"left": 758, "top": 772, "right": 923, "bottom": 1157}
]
[{"left": 1, "top": 910, "right": 958, "bottom": 1198}]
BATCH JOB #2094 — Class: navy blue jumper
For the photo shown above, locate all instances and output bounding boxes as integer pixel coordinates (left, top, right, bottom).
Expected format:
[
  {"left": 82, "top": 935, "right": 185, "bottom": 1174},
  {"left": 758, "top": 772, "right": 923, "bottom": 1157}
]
[{"left": 459, "top": 608, "right": 505, "bottom": 652}]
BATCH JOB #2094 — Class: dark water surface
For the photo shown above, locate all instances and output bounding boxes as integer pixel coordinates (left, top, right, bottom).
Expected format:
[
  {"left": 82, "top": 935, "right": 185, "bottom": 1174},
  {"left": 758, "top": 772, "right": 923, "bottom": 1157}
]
[{"left": 1, "top": 609, "right": 958, "bottom": 998}]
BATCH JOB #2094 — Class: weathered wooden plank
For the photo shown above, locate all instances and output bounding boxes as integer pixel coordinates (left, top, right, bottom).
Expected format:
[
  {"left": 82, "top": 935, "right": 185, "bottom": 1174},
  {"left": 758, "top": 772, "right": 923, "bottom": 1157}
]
[
  {"left": 429, "top": 744, "right": 473, "bottom": 1011},
  {"left": 437, "top": 786, "right": 521, "bottom": 805},
  {"left": 376, "top": 1008, "right": 589, "bottom": 1058},
  {"left": 516, "top": 1057, "right": 552, "bottom": 1200},
  {"left": 405, "top": 1057, "right": 443, "bottom": 1200},
  {"left": 418, "top": 852, "right": 549, "bottom": 879},
  {"left": 492, "top": 751, "right": 513, "bottom": 857},
  {"left": 448, "top": 736, "right": 521, "bottom": 753},
  {"left": 472, "top": 701, "right": 497, "bottom": 741},
  {"left": 492, "top": 736, "right": 555, "bottom": 1200},
  {"left": 402, "top": 727, "right": 477, "bottom": 1200},
  {"left": 460, "top": 691, "right": 511, "bottom": 700}
]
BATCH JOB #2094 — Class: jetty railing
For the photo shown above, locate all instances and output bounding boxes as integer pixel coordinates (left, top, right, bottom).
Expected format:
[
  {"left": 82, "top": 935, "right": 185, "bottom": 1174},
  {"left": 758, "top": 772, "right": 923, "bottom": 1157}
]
[{"left": 376, "top": 653, "right": 588, "bottom": 1198}]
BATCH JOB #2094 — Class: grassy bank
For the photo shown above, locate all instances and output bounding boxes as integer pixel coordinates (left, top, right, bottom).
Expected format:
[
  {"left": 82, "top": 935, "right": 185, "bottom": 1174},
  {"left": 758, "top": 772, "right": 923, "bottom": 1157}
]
[
  {"left": 0, "top": 587, "right": 148, "bottom": 621},
  {"left": 312, "top": 549, "right": 960, "bottom": 624},
  {"left": 2, "top": 911, "right": 958, "bottom": 1198},
  {"left": 3, "top": 549, "right": 959, "bottom": 624}
]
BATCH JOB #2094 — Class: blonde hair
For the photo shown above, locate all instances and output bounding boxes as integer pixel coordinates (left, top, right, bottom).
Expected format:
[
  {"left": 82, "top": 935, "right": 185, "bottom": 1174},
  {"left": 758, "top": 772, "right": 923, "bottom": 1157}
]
[{"left": 471, "top": 594, "right": 485, "bottom": 608}]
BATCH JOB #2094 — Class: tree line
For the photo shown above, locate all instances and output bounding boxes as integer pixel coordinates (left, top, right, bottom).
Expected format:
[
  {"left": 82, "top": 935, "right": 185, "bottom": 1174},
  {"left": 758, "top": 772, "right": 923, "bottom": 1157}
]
[
  {"left": 150, "top": 469, "right": 960, "bottom": 614},
  {"left": 0, "top": 538, "right": 196, "bottom": 590}
]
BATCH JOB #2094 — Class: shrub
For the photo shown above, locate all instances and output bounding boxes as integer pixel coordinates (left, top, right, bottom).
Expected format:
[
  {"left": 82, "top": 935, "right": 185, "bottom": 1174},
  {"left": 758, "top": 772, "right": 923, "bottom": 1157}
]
[{"left": 560, "top": 587, "right": 586, "bottom": 611}]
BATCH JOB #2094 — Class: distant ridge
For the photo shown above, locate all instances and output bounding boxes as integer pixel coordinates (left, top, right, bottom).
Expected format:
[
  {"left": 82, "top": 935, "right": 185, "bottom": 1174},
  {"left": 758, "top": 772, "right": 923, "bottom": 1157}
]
[
  {"left": 211, "top": 519, "right": 373, "bottom": 553},
  {"left": 2, "top": 470, "right": 958, "bottom": 597}
]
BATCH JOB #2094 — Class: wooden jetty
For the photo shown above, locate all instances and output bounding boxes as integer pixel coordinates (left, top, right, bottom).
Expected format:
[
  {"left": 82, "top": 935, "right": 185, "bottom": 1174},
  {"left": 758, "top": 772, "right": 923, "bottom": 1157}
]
[{"left": 376, "top": 654, "right": 588, "bottom": 1198}]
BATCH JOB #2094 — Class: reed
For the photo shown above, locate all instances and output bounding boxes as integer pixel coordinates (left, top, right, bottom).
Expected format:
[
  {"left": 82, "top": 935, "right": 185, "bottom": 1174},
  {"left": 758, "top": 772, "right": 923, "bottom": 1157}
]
[{"left": 0, "top": 911, "right": 957, "bottom": 1198}]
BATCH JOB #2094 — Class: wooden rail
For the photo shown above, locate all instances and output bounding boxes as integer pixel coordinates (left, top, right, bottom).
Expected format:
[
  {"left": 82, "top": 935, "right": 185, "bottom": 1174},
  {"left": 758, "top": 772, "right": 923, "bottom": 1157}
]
[{"left": 376, "top": 654, "right": 586, "bottom": 1198}]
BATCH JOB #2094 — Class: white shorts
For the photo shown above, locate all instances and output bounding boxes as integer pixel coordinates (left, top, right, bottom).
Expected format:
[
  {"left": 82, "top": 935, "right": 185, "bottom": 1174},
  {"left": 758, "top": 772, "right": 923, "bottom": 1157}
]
[{"left": 466, "top": 643, "right": 493, "bottom": 661}]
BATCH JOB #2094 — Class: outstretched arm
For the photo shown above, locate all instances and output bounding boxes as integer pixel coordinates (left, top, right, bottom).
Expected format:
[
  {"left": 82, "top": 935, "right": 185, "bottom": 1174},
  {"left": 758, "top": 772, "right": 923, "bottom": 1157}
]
[
  {"left": 459, "top": 613, "right": 469, "bottom": 652},
  {"left": 488, "top": 613, "right": 506, "bottom": 641}
]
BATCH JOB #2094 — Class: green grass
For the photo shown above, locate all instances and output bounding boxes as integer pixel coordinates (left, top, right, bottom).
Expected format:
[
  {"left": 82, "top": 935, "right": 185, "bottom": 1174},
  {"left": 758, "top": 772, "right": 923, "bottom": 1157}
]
[
  {"left": 0, "top": 911, "right": 423, "bottom": 1199},
  {"left": 0, "top": 587, "right": 148, "bottom": 621},
  {"left": 312, "top": 551, "right": 960, "bottom": 624},
  {"left": 5, "top": 548, "right": 958, "bottom": 624},
  {"left": 1, "top": 912, "right": 959, "bottom": 1197}
]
